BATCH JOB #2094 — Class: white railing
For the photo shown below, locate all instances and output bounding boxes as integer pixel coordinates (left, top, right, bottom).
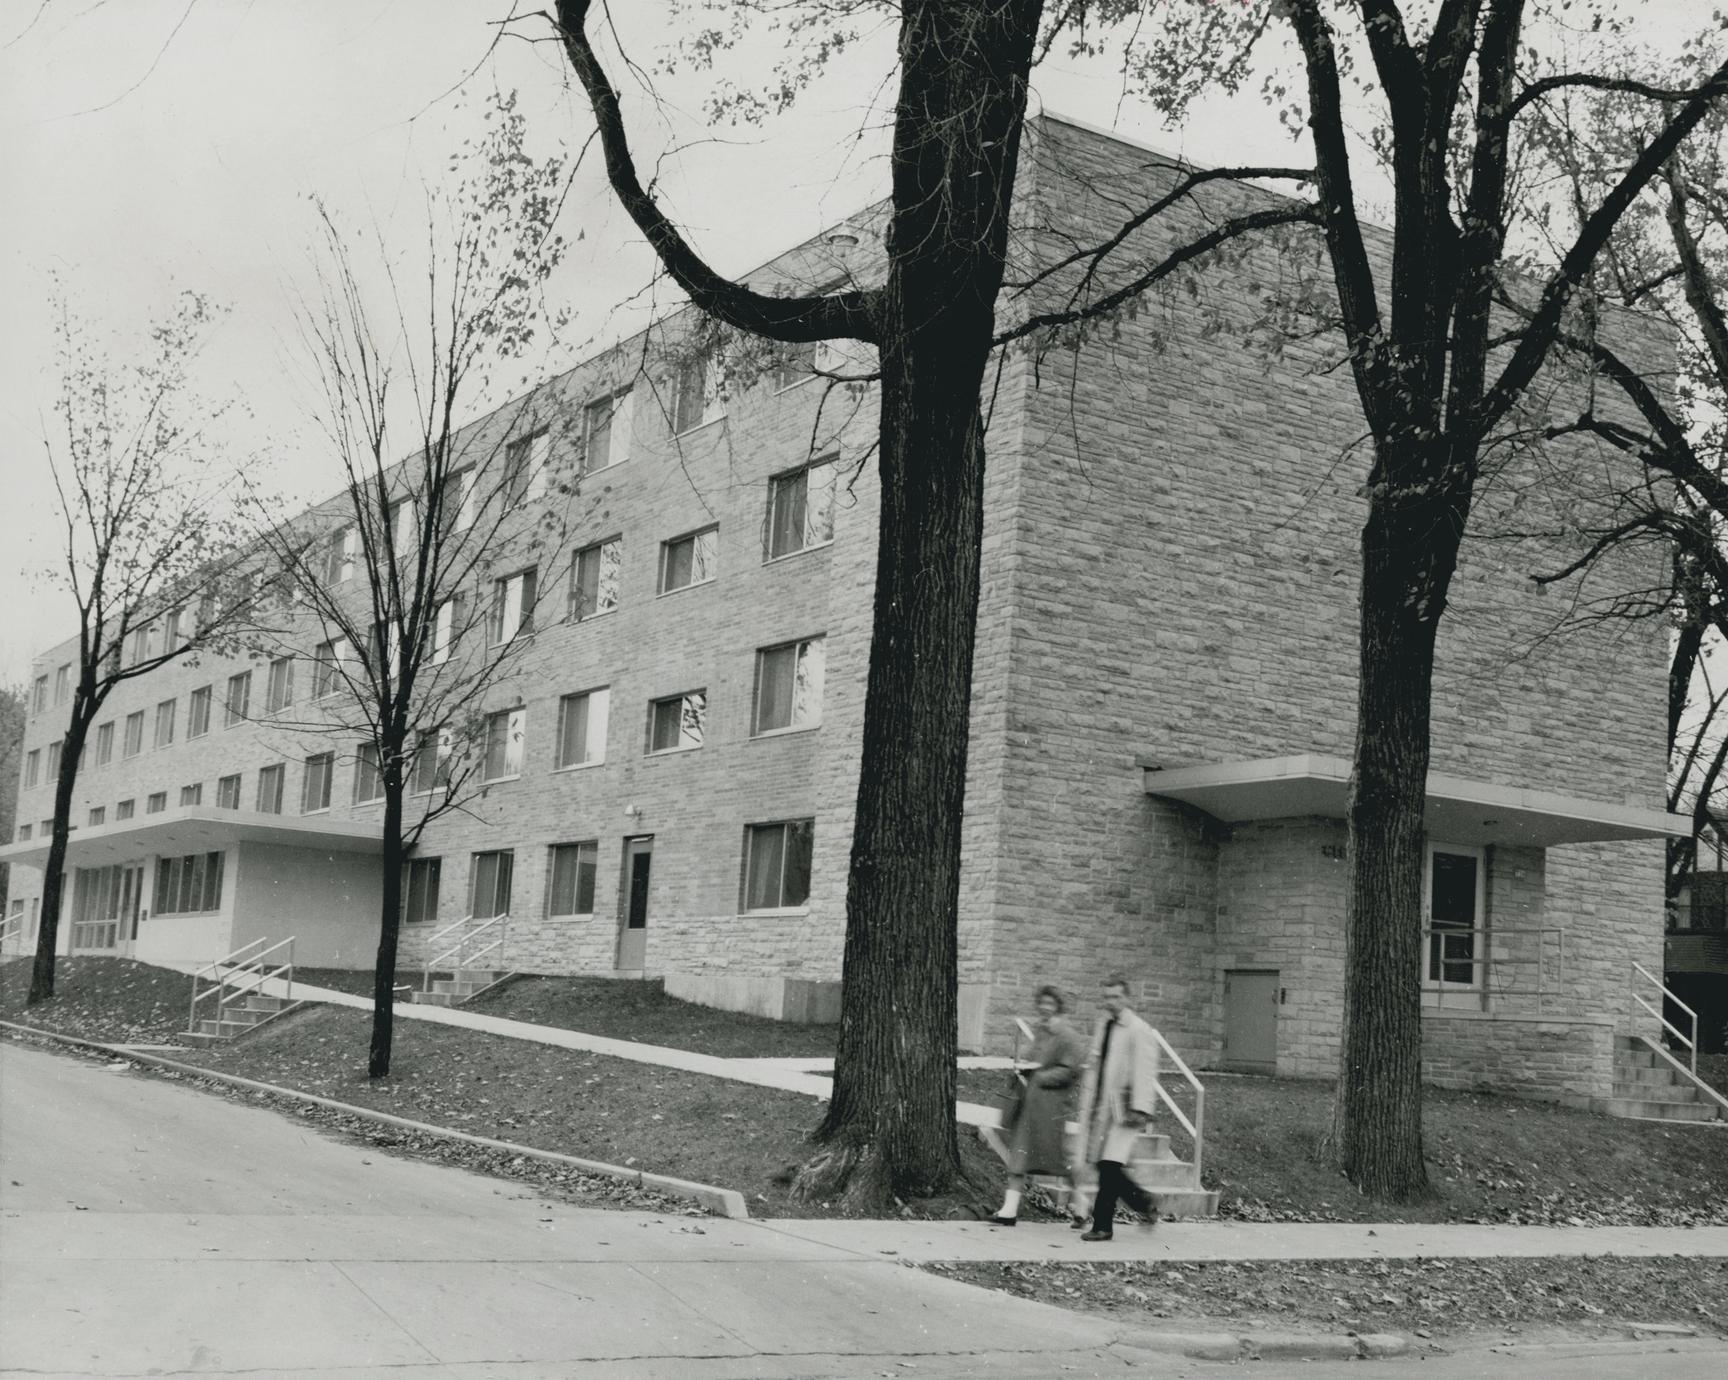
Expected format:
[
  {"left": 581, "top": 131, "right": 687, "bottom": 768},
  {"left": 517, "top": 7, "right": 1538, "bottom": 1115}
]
[
  {"left": 1015, "top": 1017, "right": 1207, "bottom": 1182},
  {"left": 423, "top": 913, "right": 507, "bottom": 992},
  {"left": 1631, "top": 959, "right": 1697, "bottom": 1073},
  {"left": 1421, "top": 924, "right": 1566, "bottom": 1009},
  {"left": 189, "top": 935, "right": 296, "bottom": 1033},
  {"left": 0, "top": 913, "right": 24, "bottom": 952}
]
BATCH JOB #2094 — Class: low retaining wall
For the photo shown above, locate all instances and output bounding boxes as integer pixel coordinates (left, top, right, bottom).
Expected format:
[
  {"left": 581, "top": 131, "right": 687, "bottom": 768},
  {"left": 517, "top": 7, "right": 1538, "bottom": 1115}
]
[{"left": 1421, "top": 1011, "right": 1616, "bottom": 1104}]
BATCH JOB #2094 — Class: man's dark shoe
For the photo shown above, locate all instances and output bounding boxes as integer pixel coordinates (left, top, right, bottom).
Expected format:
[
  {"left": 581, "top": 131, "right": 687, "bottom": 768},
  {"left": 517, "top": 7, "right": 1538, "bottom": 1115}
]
[
  {"left": 1080, "top": 1229, "right": 1114, "bottom": 1242},
  {"left": 989, "top": 1215, "right": 1018, "bottom": 1226}
]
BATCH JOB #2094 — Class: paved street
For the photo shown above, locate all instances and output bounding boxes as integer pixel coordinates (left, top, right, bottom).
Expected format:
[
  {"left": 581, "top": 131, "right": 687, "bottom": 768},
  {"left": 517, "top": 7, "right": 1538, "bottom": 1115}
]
[
  {"left": 4, "top": 1038, "right": 1724, "bottom": 1379},
  {"left": 0, "top": 1040, "right": 1142, "bottom": 1379}
]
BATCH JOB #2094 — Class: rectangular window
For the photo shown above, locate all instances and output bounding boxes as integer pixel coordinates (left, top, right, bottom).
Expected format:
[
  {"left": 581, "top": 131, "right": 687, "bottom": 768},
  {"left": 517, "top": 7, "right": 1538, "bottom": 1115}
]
[
  {"left": 53, "top": 664, "right": 70, "bottom": 704},
  {"left": 504, "top": 428, "right": 552, "bottom": 505},
  {"left": 412, "top": 730, "right": 453, "bottom": 795},
  {"left": 94, "top": 721, "right": 114, "bottom": 766},
  {"left": 87, "top": 806, "right": 106, "bottom": 827},
  {"left": 153, "top": 850, "right": 225, "bottom": 915},
  {"left": 403, "top": 857, "right": 442, "bottom": 924},
  {"left": 266, "top": 656, "right": 294, "bottom": 712},
  {"left": 1425, "top": 844, "right": 1485, "bottom": 991},
  {"left": 354, "top": 744, "right": 383, "bottom": 803},
  {"left": 766, "top": 458, "right": 838, "bottom": 559},
  {"left": 391, "top": 497, "right": 415, "bottom": 553},
  {"left": 46, "top": 741, "right": 62, "bottom": 780},
  {"left": 16, "top": 824, "right": 30, "bottom": 841},
  {"left": 224, "top": 672, "right": 251, "bottom": 727},
  {"left": 128, "top": 622, "right": 155, "bottom": 667},
  {"left": 582, "top": 388, "right": 633, "bottom": 472},
  {"left": 31, "top": 675, "right": 47, "bottom": 713},
  {"left": 672, "top": 354, "right": 722, "bottom": 433},
  {"left": 432, "top": 595, "right": 464, "bottom": 664},
  {"left": 153, "top": 699, "right": 176, "bottom": 750},
  {"left": 180, "top": 783, "right": 203, "bottom": 807},
  {"left": 163, "top": 607, "right": 185, "bottom": 652},
  {"left": 556, "top": 688, "right": 609, "bottom": 768},
  {"left": 123, "top": 711, "right": 145, "bottom": 758},
  {"left": 547, "top": 841, "right": 598, "bottom": 917},
  {"left": 116, "top": 799, "right": 135, "bottom": 821},
  {"left": 368, "top": 621, "right": 402, "bottom": 682},
  {"left": 302, "top": 753, "right": 334, "bottom": 813},
  {"left": 753, "top": 636, "right": 826, "bottom": 735},
  {"left": 648, "top": 690, "right": 707, "bottom": 753},
  {"left": 312, "top": 639, "right": 352, "bottom": 699},
  {"left": 658, "top": 526, "right": 718, "bottom": 594},
  {"left": 323, "top": 526, "right": 356, "bottom": 585},
  {"left": 146, "top": 792, "right": 167, "bottom": 815},
  {"left": 488, "top": 569, "right": 537, "bottom": 644},
  {"left": 482, "top": 707, "right": 525, "bottom": 781},
  {"left": 469, "top": 849, "right": 514, "bottom": 919},
  {"left": 188, "top": 686, "right": 212, "bottom": 738},
  {"left": 23, "top": 750, "right": 38, "bottom": 789},
  {"left": 771, "top": 339, "right": 818, "bottom": 392},
  {"left": 255, "top": 764, "right": 285, "bottom": 814},
  {"left": 216, "top": 774, "right": 242, "bottom": 809},
  {"left": 743, "top": 819, "right": 814, "bottom": 912},
  {"left": 445, "top": 467, "right": 475, "bottom": 532},
  {"left": 568, "top": 537, "right": 623, "bottom": 621}
]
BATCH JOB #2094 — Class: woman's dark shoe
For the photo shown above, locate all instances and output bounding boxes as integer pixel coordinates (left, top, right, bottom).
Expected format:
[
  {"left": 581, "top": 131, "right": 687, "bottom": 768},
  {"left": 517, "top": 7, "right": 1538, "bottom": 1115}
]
[
  {"left": 989, "top": 1215, "right": 1018, "bottom": 1227},
  {"left": 1079, "top": 1229, "right": 1114, "bottom": 1242},
  {"left": 1068, "top": 1214, "right": 1090, "bottom": 1230}
]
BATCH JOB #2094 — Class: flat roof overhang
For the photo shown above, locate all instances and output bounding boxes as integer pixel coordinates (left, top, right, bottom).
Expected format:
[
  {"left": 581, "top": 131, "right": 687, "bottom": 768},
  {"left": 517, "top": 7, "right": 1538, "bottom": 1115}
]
[
  {"left": 0, "top": 806, "right": 385, "bottom": 869},
  {"left": 1142, "top": 753, "right": 1689, "bottom": 848}
]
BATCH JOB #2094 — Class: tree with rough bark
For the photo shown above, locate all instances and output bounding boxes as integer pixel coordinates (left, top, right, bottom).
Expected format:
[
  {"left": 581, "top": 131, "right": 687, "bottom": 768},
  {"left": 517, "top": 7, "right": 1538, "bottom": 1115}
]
[
  {"left": 243, "top": 106, "right": 582, "bottom": 1079},
  {"left": 26, "top": 293, "right": 255, "bottom": 1005},
  {"left": 1220, "top": 2, "right": 1726, "bottom": 1199}
]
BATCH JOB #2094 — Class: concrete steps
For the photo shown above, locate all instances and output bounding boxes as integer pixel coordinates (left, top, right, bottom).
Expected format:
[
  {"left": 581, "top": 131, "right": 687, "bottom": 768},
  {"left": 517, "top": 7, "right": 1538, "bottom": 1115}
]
[
  {"left": 1597, "top": 1035, "right": 1726, "bottom": 1124},
  {"left": 180, "top": 994, "right": 299, "bottom": 1046},
  {"left": 410, "top": 971, "right": 504, "bottom": 1006},
  {"left": 981, "top": 1124, "right": 1221, "bottom": 1218}
]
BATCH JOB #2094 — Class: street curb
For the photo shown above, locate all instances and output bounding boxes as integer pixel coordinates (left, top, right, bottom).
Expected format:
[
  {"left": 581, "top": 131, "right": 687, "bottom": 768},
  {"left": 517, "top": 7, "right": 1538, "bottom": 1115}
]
[
  {"left": 1113, "top": 1328, "right": 1408, "bottom": 1363},
  {"left": 0, "top": 1019, "right": 751, "bottom": 1220}
]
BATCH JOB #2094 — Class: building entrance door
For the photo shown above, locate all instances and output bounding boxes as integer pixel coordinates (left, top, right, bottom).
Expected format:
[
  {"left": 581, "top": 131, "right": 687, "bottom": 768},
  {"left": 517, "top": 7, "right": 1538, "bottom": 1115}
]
[
  {"left": 1222, "top": 969, "right": 1278, "bottom": 1073},
  {"left": 118, "top": 863, "right": 145, "bottom": 952},
  {"left": 616, "top": 837, "right": 652, "bottom": 972}
]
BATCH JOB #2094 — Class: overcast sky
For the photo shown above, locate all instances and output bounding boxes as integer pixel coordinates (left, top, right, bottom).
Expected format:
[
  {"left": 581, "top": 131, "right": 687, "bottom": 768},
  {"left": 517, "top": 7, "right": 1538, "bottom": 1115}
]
[{"left": 0, "top": 1, "right": 1703, "bottom": 686}]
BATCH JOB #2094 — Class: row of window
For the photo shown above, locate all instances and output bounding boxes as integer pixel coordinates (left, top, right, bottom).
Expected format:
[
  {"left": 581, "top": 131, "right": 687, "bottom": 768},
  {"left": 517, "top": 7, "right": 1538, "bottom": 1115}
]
[{"left": 401, "top": 818, "right": 814, "bottom": 925}]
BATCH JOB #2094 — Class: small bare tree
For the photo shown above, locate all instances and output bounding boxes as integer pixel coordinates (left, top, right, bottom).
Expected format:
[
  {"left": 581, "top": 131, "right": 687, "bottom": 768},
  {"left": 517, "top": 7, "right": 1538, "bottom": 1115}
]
[
  {"left": 244, "top": 105, "right": 582, "bottom": 1078},
  {"left": 28, "top": 292, "right": 255, "bottom": 1004}
]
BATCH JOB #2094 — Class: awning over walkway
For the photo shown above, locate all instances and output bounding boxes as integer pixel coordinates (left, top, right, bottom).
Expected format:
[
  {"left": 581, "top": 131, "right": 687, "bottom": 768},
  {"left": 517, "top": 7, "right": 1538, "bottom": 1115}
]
[
  {"left": 1142, "top": 753, "right": 1688, "bottom": 848},
  {"left": 0, "top": 806, "right": 384, "bottom": 870}
]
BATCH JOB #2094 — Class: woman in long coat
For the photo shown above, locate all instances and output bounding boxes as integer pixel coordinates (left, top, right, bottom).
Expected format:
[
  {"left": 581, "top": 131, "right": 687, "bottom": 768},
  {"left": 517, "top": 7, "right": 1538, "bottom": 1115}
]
[{"left": 990, "top": 985, "right": 1086, "bottom": 1225}]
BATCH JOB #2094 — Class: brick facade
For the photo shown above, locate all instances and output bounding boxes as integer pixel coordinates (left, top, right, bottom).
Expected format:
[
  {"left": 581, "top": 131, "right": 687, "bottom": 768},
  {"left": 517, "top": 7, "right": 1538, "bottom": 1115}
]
[{"left": 2, "top": 118, "right": 1675, "bottom": 1103}]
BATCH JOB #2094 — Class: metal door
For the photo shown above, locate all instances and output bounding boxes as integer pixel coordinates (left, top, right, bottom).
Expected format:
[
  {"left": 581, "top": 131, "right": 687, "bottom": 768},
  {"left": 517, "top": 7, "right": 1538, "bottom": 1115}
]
[
  {"left": 1223, "top": 969, "right": 1278, "bottom": 1073},
  {"left": 616, "top": 837, "right": 652, "bottom": 971}
]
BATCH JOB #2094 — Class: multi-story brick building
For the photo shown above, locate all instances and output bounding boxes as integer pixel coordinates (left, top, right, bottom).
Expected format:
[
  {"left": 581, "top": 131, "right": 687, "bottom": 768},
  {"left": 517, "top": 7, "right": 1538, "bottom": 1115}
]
[{"left": 2, "top": 117, "right": 1687, "bottom": 1108}]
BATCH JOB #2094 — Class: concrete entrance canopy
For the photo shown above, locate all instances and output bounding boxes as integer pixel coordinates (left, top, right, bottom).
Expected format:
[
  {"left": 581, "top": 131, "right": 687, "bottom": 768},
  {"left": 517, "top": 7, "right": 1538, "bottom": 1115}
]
[
  {"left": 1142, "top": 753, "right": 1689, "bottom": 848},
  {"left": 0, "top": 806, "right": 385, "bottom": 870}
]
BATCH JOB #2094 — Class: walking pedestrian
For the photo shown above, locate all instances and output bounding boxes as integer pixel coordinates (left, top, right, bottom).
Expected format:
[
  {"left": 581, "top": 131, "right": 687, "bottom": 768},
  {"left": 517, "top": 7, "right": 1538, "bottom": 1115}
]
[
  {"left": 1075, "top": 975, "right": 1160, "bottom": 1241},
  {"left": 990, "top": 985, "right": 1086, "bottom": 1226}
]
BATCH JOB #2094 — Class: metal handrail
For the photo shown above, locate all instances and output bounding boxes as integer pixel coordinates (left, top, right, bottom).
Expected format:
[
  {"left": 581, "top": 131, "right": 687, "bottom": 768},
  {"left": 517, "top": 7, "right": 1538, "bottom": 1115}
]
[
  {"left": 1631, "top": 959, "right": 1698, "bottom": 1072},
  {"left": 0, "top": 913, "right": 22, "bottom": 950},
  {"left": 189, "top": 936, "right": 296, "bottom": 1033},
  {"left": 423, "top": 914, "right": 507, "bottom": 992},
  {"left": 1015, "top": 1015, "right": 1207, "bottom": 1183},
  {"left": 1420, "top": 924, "right": 1565, "bottom": 1008}
]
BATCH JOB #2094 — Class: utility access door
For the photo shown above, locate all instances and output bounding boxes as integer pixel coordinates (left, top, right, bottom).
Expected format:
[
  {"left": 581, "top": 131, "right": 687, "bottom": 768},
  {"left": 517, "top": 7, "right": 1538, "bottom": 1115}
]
[
  {"left": 616, "top": 836, "right": 652, "bottom": 972},
  {"left": 1223, "top": 969, "right": 1278, "bottom": 1074}
]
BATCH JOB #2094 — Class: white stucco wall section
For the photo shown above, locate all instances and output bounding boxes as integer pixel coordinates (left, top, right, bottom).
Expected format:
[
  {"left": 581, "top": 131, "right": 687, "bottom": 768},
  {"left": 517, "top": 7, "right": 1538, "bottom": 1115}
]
[{"left": 230, "top": 841, "right": 382, "bottom": 969}]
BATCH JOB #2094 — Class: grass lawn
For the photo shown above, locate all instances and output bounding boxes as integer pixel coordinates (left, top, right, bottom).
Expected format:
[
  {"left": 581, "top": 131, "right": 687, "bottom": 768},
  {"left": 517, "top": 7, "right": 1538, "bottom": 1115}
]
[
  {"left": 463, "top": 975, "right": 838, "bottom": 1059},
  {"left": 166, "top": 1003, "right": 998, "bottom": 1220},
  {"left": 0, "top": 957, "right": 191, "bottom": 1043},
  {"left": 932, "top": 1256, "right": 1728, "bottom": 1340},
  {"left": 958, "top": 1069, "right": 1728, "bottom": 1227}
]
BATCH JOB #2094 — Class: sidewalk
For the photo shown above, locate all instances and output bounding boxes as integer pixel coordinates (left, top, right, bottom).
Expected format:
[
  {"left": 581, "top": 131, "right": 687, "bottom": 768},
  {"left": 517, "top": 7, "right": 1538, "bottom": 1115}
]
[{"left": 256, "top": 977, "right": 1008, "bottom": 1128}]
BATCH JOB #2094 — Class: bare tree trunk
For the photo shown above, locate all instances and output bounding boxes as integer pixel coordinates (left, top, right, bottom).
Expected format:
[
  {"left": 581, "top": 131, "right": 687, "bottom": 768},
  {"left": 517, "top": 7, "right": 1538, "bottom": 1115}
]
[
  {"left": 28, "top": 709, "right": 93, "bottom": 1005},
  {"left": 793, "top": 0, "right": 1041, "bottom": 1207},
  {"left": 1333, "top": 481, "right": 1460, "bottom": 1201},
  {"left": 369, "top": 783, "right": 405, "bottom": 1078}
]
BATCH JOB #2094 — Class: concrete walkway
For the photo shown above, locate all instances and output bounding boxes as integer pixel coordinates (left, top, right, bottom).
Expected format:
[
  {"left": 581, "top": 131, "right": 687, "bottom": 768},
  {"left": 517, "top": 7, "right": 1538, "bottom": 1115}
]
[{"left": 264, "top": 977, "right": 1009, "bottom": 1128}]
